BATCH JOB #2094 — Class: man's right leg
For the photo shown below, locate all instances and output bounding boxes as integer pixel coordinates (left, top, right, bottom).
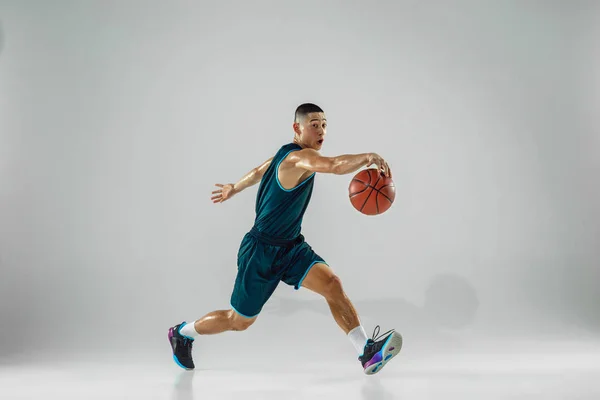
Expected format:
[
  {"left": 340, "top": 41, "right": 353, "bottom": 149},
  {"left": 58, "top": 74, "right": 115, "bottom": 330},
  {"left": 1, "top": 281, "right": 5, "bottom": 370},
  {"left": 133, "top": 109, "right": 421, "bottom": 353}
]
[
  {"left": 170, "top": 232, "right": 279, "bottom": 370},
  {"left": 168, "top": 310, "right": 256, "bottom": 370},
  {"left": 170, "top": 234, "right": 278, "bottom": 369},
  {"left": 184, "top": 309, "right": 257, "bottom": 335}
]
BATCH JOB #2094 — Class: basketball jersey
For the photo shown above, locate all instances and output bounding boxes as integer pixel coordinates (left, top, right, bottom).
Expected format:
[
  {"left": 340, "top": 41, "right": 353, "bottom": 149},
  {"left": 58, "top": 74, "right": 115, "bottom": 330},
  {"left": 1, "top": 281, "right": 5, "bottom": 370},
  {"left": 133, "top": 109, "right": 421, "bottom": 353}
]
[{"left": 252, "top": 143, "right": 315, "bottom": 240}]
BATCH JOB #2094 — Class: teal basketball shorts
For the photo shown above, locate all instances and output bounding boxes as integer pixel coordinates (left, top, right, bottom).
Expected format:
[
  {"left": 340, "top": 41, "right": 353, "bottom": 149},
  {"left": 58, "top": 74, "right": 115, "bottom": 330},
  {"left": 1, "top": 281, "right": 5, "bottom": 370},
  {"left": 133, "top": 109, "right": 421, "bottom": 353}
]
[{"left": 230, "top": 227, "right": 327, "bottom": 318}]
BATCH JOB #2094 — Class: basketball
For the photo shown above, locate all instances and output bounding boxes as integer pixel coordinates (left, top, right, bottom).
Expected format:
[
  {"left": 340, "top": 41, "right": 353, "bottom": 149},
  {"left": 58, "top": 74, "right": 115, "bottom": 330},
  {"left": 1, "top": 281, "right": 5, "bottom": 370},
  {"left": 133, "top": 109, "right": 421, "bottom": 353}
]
[{"left": 348, "top": 168, "right": 395, "bottom": 215}]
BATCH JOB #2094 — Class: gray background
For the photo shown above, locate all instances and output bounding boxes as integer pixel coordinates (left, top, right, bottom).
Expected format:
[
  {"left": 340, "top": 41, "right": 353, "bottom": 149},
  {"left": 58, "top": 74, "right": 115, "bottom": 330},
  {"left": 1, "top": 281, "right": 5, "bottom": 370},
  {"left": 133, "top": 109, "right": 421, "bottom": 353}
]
[{"left": 0, "top": 0, "right": 598, "bottom": 366}]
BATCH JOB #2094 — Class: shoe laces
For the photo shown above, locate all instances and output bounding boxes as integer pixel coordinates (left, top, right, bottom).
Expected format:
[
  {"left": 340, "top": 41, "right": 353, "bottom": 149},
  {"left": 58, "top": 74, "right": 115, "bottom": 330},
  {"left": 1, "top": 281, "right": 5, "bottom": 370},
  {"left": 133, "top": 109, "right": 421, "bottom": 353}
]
[
  {"left": 371, "top": 325, "right": 394, "bottom": 343},
  {"left": 177, "top": 328, "right": 194, "bottom": 349},
  {"left": 181, "top": 337, "right": 194, "bottom": 357}
]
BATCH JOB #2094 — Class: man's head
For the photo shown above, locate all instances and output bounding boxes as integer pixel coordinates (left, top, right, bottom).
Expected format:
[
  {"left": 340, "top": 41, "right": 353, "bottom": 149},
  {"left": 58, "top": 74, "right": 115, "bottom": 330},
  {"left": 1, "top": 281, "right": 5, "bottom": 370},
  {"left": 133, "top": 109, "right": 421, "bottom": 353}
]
[{"left": 293, "top": 103, "right": 327, "bottom": 150}]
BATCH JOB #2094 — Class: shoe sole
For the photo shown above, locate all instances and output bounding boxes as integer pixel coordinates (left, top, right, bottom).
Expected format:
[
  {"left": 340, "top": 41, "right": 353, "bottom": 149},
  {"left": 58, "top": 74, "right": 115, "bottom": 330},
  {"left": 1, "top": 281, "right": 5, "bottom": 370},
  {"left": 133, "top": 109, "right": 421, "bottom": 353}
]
[
  {"left": 168, "top": 326, "right": 194, "bottom": 370},
  {"left": 363, "top": 331, "right": 403, "bottom": 375}
]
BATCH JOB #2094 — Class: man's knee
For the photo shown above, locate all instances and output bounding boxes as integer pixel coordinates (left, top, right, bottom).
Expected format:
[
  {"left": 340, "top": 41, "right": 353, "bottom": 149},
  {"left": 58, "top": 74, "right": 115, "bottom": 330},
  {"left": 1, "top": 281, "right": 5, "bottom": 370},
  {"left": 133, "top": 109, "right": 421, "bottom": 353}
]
[
  {"left": 323, "top": 274, "right": 345, "bottom": 300},
  {"left": 229, "top": 309, "right": 257, "bottom": 331},
  {"left": 301, "top": 262, "right": 347, "bottom": 300}
]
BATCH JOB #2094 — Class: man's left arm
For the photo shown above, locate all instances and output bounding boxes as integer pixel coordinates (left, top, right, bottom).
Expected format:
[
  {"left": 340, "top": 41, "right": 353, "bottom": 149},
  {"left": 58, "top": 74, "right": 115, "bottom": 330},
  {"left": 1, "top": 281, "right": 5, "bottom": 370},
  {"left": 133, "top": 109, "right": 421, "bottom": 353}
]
[{"left": 211, "top": 157, "right": 273, "bottom": 203}]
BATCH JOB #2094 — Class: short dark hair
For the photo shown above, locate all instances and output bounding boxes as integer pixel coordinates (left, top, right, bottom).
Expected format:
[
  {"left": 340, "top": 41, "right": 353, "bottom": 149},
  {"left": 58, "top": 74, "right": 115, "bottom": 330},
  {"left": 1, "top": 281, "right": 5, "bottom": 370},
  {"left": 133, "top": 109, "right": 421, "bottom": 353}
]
[{"left": 294, "top": 103, "right": 324, "bottom": 122}]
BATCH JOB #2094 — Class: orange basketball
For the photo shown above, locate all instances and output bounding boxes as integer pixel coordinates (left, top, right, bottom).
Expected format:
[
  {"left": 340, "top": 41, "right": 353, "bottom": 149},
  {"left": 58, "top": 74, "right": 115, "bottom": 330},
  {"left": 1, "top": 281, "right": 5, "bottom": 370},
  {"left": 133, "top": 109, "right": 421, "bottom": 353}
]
[{"left": 348, "top": 168, "right": 395, "bottom": 215}]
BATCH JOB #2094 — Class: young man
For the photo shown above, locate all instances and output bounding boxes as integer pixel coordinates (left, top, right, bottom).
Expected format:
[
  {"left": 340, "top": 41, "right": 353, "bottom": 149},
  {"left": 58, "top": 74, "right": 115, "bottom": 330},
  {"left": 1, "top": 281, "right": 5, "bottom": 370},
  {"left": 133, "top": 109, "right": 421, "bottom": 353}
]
[{"left": 168, "top": 103, "right": 402, "bottom": 375}]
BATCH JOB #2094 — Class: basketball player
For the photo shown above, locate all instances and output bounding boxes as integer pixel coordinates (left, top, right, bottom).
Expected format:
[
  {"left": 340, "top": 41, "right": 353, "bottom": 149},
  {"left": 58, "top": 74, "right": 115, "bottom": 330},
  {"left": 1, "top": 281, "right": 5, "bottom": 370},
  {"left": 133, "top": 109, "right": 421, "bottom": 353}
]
[{"left": 168, "top": 103, "right": 403, "bottom": 375}]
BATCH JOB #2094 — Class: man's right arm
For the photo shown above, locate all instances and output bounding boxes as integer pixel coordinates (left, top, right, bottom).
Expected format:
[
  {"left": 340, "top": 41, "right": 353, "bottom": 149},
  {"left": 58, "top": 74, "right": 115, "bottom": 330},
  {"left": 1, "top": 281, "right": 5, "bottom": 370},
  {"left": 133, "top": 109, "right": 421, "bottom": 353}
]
[{"left": 287, "top": 148, "right": 391, "bottom": 177}]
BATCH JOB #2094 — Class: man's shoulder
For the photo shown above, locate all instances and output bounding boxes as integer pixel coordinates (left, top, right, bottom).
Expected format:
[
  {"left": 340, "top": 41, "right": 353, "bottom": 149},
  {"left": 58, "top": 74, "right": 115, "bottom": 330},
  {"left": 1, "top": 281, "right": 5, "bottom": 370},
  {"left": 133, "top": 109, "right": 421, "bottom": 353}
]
[
  {"left": 278, "top": 142, "right": 303, "bottom": 152},
  {"left": 281, "top": 147, "right": 318, "bottom": 164},
  {"left": 273, "top": 143, "right": 303, "bottom": 159}
]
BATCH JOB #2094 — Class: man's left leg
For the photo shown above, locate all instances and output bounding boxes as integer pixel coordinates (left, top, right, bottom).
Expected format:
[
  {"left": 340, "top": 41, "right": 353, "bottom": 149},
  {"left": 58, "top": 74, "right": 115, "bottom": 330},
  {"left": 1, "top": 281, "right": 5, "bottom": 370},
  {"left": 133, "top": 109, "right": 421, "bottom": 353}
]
[
  {"left": 299, "top": 262, "right": 403, "bottom": 375},
  {"left": 295, "top": 261, "right": 362, "bottom": 335}
]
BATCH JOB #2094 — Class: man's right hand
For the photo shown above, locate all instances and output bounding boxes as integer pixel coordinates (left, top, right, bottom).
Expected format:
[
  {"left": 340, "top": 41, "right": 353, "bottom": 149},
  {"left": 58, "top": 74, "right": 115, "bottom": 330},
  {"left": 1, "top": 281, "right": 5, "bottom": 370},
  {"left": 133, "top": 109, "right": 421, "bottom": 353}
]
[{"left": 367, "top": 153, "right": 392, "bottom": 178}]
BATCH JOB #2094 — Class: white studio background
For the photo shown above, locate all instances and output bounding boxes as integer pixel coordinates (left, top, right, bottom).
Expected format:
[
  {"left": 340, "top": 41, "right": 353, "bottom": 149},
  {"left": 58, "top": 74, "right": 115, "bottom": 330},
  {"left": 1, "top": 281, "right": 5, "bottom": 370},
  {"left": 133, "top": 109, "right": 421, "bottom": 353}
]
[{"left": 0, "top": 0, "right": 598, "bottom": 369}]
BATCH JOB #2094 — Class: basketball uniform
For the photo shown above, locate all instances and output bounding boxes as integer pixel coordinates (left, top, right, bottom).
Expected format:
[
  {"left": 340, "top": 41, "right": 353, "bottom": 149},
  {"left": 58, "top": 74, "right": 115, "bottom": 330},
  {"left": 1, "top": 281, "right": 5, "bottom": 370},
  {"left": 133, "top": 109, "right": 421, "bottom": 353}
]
[{"left": 230, "top": 142, "right": 327, "bottom": 318}]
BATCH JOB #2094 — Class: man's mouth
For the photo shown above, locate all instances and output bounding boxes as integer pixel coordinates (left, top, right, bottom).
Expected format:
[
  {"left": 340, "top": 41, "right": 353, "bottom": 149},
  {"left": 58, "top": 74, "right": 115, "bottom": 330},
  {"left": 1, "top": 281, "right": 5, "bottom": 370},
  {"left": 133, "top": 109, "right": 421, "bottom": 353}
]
[{"left": 317, "top": 139, "right": 324, "bottom": 145}]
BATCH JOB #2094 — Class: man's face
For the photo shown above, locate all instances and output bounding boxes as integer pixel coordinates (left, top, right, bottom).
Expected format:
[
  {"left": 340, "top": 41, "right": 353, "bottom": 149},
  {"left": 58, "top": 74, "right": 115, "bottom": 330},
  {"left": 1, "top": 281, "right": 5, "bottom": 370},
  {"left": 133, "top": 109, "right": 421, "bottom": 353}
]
[{"left": 294, "top": 112, "right": 327, "bottom": 150}]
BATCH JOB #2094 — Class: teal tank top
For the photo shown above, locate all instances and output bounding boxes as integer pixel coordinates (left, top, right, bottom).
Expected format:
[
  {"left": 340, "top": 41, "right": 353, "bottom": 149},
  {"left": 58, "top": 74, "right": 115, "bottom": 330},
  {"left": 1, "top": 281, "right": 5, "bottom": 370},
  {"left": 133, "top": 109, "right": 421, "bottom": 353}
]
[{"left": 252, "top": 143, "right": 315, "bottom": 240}]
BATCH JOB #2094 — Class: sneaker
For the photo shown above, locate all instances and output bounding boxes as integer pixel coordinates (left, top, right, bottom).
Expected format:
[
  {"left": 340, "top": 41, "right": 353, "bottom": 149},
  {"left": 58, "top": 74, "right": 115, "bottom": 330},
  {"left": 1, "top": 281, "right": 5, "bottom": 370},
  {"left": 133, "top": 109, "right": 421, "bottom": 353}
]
[
  {"left": 359, "top": 325, "right": 402, "bottom": 375},
  {"left": 168, "top": 322, "right": 195, "bottom": 370}
]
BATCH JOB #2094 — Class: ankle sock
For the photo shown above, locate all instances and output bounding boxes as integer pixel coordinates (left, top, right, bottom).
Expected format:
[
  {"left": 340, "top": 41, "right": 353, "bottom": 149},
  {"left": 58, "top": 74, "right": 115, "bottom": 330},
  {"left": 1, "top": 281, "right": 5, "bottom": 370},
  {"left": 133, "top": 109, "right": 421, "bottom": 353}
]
[
  {"left": 348, "top": 325, "right": 369, "bottom": 355},
  {"left": 179, "top": 321, "right": 199, "bottom": 338}
]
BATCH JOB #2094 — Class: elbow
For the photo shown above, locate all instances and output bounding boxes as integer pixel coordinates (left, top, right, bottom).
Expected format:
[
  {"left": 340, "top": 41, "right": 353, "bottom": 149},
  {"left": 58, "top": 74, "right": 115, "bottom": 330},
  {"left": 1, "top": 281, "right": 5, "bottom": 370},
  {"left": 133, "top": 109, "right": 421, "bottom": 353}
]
[
  {"left": 330, "top": 162, "right": 344, "bottom": 175},
  {"left": 253, "top": 168, "right": 264, "bottom": 182}
]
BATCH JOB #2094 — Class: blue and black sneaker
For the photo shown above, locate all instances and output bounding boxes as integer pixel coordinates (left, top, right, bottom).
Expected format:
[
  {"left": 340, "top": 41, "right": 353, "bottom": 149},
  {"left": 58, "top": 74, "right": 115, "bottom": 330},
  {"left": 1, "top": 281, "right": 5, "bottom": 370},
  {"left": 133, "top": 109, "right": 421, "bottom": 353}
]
[
  {"left": 359, "top": 325, "right": 403, "bottom": 375},
  {"left": 168, "top": 322, "right": 195, "bottom": 370}
]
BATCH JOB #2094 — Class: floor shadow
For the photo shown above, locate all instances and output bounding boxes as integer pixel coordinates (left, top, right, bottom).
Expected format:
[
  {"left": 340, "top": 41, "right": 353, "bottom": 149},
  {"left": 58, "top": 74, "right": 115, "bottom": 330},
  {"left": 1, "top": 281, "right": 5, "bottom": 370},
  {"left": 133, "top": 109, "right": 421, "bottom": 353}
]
[
  {"left": 422, "top": 272, "right": 480, "bottom": 330},
  {"left": 0, "top": 253, "right": 30, "bottom": 360},
  {"left": 310, "top": 373, "right": 399, "bottom": 399},
  {"left": 360, "top": 377, "right": 396, "bottom": 400},
  {"left": 171, "top": 370, "right": 195, "bottom": 400},
  {"left": 263, "top": 272, "right": 479, "bottom": 342}
]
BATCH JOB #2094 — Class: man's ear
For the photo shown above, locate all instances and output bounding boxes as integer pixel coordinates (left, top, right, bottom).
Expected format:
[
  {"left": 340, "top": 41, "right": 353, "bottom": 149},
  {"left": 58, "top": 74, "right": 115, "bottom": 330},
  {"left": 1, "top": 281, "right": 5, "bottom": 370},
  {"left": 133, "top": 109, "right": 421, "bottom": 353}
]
[{"left": 292, "top": 122, "right": 301, "bottom": 135}]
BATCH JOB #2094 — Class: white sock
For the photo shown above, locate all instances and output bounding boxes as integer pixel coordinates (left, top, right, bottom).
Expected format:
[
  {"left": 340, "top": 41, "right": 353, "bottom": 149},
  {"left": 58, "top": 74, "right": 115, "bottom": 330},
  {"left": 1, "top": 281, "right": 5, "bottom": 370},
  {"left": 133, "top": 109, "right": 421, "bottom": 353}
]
[
  {"left": 348, "top": 325, "right": 369, "bottom": 355},
  {"left": 179, "top": 320, "right": 200, "bottom": 338}
]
